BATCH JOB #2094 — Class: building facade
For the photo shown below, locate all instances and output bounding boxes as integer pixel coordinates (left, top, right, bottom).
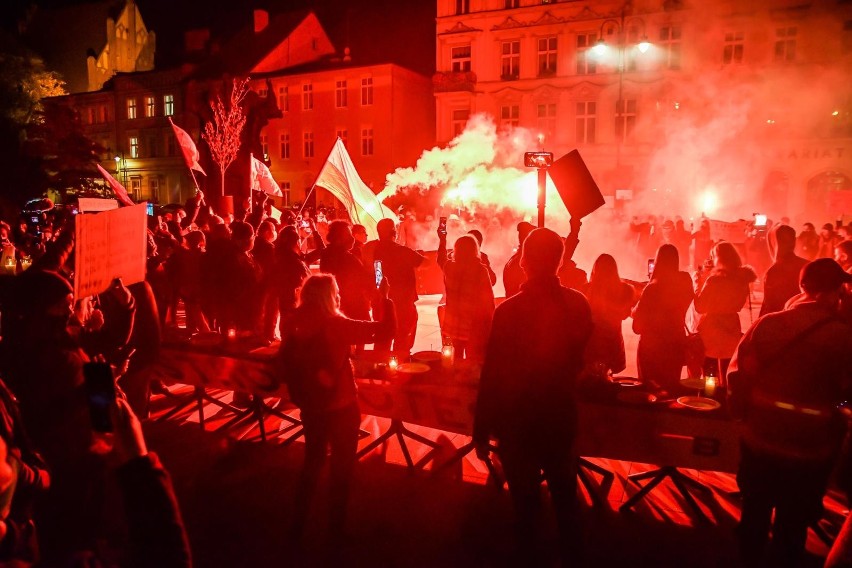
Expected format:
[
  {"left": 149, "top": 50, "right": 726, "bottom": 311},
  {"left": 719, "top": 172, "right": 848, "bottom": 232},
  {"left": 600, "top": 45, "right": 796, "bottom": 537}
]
[
  {"left": 86, "top": 0, "right": 156, "bottom": 92},
  {"left": 435, "top": 0, "right": 852, "bottom": 222}
]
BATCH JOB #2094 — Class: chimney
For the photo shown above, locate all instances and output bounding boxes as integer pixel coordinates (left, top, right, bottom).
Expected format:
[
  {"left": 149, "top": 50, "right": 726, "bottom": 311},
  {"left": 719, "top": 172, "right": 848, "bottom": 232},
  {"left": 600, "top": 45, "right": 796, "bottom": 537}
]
[{"left": 254, "top": 9, "right": 269, "bottom": 34}]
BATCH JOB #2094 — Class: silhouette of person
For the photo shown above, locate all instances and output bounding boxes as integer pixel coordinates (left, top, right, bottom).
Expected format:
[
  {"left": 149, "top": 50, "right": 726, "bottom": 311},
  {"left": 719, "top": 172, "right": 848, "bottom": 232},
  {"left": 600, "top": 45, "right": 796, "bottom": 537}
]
[{"left": 474, "top": 228, "right": 592, "bottom": 565}]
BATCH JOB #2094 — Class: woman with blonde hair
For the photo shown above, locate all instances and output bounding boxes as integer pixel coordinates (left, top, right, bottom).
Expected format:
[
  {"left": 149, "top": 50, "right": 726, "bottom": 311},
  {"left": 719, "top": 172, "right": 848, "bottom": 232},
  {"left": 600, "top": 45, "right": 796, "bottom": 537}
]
[
  {"left": 279, "top": 273, "right": 394, "bottom": 546},
  {"left": 582, "top": 254, "right": 636, "bottom": 375},
  {"left": 442, "top": 234, "right": 494, "bottom": 363}
]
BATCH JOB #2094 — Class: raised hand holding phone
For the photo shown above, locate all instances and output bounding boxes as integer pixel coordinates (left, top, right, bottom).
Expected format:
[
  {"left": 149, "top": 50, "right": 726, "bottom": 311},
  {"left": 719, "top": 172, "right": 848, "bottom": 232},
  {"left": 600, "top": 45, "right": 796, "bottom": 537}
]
[{"left": 83, "top": 361, "right": 117, "bottom": 433}]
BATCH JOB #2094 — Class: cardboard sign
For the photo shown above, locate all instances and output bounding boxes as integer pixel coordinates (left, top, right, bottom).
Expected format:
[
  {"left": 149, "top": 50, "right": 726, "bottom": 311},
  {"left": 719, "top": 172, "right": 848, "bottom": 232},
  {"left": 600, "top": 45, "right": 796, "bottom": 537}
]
[
  {"left": 74, "top": 203, "right": 147, "bottom": 298},
  {"left": 547, "top": 150, "right": 605, "bottom": 219},
  {"left": 78, "top": 197, "right": 119, "bottom": 213}
]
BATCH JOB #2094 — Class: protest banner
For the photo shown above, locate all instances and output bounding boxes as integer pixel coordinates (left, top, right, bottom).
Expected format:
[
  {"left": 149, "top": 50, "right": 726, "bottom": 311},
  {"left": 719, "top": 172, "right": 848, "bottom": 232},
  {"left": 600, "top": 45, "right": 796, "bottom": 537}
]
[
  {"left": 707, "top": 219, "right": 749, "bottom": 243},
  {"left": 74, "top": 203, "right": 147, "bottom": 298},
  {"left": 78, "top": 197, "right": 119, "bottom": 213}
]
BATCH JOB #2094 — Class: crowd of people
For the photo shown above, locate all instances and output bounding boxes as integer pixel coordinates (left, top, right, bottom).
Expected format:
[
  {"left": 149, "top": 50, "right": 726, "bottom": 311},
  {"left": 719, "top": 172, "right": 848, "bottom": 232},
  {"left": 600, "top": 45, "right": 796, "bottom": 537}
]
[{"left": 0, "top": 187, "right": 850, "bottom": 567}]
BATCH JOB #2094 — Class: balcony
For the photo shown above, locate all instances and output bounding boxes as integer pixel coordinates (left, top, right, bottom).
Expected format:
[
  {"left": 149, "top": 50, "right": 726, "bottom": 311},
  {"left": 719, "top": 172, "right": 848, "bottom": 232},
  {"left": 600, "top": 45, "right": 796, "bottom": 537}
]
[{"left": 432, "top": 71, "right": 477, "bottom": 92}]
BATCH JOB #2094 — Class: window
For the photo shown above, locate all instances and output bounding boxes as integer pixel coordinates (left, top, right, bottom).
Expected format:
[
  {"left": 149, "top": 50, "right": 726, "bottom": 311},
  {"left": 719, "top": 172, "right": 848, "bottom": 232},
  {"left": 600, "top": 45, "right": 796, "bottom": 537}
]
[
  {"left": 278, "top": 87, "right": 289, "bottom": 112},
  {"left": 452, "top": 109, "right": 470, "bottom": 137},
  {"left": 500, "top": 105, "right": 520, "bottom": 128},
  {"left": 130, "top": 177, "right": 141, "bottom": 200},
  {"left": 361, "top": 77, "right": 373, "bottom": 106},
  {"left": 615, "top": 99, "right": 637, "bottom": 142},
  {"left": 723, "top": 31, "right": 744, "bottom": 64},
  {"left": 129, "top": 136, "right": 139, "bottom": 158},
  {"left": 87, "top": 107, "right": 96, "bottom": 125},
  {"left": 361, "top": 127, "right": 374, "bottom": 156},
  {"left": 302, "top": 83, "right": 313, "bottom": 110},
  {"left": 99, "top": 105, "right": 108, "bottom": 123},
  {"left": 336, "top": 80, "right": 348, "bottom": 108},
  {"left": 659, "top": 25, "right": 682, "bottom": 69},
  {"left": 774, "top": 27, "right": 796, "bottom": 62},
  {"left": 451, "top": 45, "right": 472, "bottom": 72},
  {"left": 456, "top": 0, "right": 469, "bottom": 15},
  {"left": 303, "top": 132, "right": 314, "bottom": 158},
  {"left": 261, "top": 134, "right": 269, "bottom": 160},
  {"left": 280, "top": 181, "right": 291, "bottom": 207},
  {"left": 145, "top": 96, "right": 155, "bottom": 117},
  {"left": 537, "top": 103, "right": 557, "bottom": 139},
  {"left": 576, "top": 34, "right": 598, "bottom": 75},
  {"left": 505, "top": 0, "right": 520, "bottom": 7},
  {"left": 127, "top": 98, "right": 137, "bottom": 119},
  {"left": 147, "top": 135, "right": 158, "bottom": 157},
  {"left": 538, "top": 37, "right": 558, "bottom": 76},
  {"left": 280, "top": 132, "right": 290, "bottom": 159},
  {"left": 149, "top": 177, "right": 160, "bottom": 201},
  {"left": 336, "top": 129, "right": 347, "bottom": 145},
  {"left": 501, "top": 41, "right": 520, "bottom": 79},
  {"left": 163, "top": 94, "right": 174, "bottom": 116},
  {"left": 575, "top": 101, "right": 596, "bottom": 144}
]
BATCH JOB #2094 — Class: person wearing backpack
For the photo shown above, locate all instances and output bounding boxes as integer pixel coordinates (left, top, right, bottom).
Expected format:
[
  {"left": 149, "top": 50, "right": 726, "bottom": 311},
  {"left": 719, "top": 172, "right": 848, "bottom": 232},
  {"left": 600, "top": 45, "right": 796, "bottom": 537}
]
[{"left": 279, "top": 274, "right": 395, "bottom": 552}]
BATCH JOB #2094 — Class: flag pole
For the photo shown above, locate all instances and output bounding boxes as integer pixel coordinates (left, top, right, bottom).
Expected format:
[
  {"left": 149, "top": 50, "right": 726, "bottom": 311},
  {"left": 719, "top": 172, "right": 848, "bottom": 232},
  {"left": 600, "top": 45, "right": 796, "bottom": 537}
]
[{"left": 300, "top": 137, "right": 341, "bottom": 217}]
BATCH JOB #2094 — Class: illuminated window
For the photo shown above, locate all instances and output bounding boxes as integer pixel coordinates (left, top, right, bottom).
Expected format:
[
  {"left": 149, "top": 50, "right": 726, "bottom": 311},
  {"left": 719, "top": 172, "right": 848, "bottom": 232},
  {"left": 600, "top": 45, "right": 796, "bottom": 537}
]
[
  {"left": 537, "top": 103, "right": 557, "bottom": 139},
  {"left": 500, "top": 105, "right": 520, "bottom": 128},
  {"left": 451, "top": 45, "right": 471, "bottom": 72},
  {"left": 130, "top": 177, "right": 141, "bottom": 200},
  {"left": 361, "top": 77, "right": 373, "bottom": 106},
  {"left": 336, "top": 129, "right": 347, "bottom": 145},
  {"left": 280, "top": 132, "right": 290, "bottom": 159},
  {"left": 774, "top": 27, "right": 796, "bottom": 62},
  {"left": 303, "top": 131, "right": 314, "bottom": 158},
  {"left": 145, "top": 96, "right": 155, "bottom": 117},
  {"left": 615, "top": 99, "right": 637, "bottom": 142},
  {"left": 149, "top": 177, "right": 160, "bottom": 201},
  {"left": 452, "top": 109, "right": 470, "bottom": 137},
  {"left": 163, "top": 94, "right": 174, "bottom": 116},
  {"left": 456, "top": 0, "right": 469, "bottom": 15},
  {"left": 129, "top": 136, "right": 139, "bottom": 158},
  {"left": 361, "top": 127, "right": 374, "bottom": 156},
  {"left": 280, "top": 181, "right": 291, "bottom": 206},
  {"left": 659, "top": 25, "right": 682, "bottom": 69},
  {"left": 336, "top": 80, "right": 348, "bottom": 108},
  {"left": 576, "top": 101, "right": 596, "bottom": 144},
  {"left": 278, "top": 87, "right": 288, "bottom": 112},
  {"left": 576, "top": 33, "right": 598, "bottom": 75},
  {"left": 127, "top": 98, "right": 137, "bottom": 119},
  {"left": 88, "top": 107, "right": 96, "bottom": 124},
  {"left": 538, "top": 37, "right": 557, "bottom": 76},
  {"left": 501, "top": 41, "right": 520, "bottom": 79},
  {"left": 302, "top": 83, "right": 313, "bottom": 110},
  {"left": 261, "top": 133, "right": 269, "bottom": 160},
  {"left": 723, "top": 31, "right": 744, "bottom": 64},
  {"left": 99, "top": 105, "right": 108, "bottom": 123}
]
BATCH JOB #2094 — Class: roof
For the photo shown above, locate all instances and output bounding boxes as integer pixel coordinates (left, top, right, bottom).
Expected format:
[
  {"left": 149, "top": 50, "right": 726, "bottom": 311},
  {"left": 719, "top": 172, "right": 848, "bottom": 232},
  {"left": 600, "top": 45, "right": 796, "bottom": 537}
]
[{"left": 21, "top": 0, "right": 126, "bottom": 93}]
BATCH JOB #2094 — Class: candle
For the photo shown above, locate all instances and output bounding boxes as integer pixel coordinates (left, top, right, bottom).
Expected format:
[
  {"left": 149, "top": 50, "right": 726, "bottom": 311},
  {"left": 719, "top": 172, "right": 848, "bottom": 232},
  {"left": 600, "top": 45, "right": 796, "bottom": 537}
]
[
  {"left": 226, "top": 327, "right": 237, "bottom": 340},
  {"left": 388, "top": 356, "right": 398, "bottom": 371},
  {"left": 442, "top": 344, "right": 454, "bottom": 368},
  {"left": 704, "top": 376, "right": 717, "bottom": 397}
]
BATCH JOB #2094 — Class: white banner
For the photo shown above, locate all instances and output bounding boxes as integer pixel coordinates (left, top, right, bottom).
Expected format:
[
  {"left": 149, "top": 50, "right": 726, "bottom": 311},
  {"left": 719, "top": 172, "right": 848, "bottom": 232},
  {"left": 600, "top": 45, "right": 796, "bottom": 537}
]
[{"left": 74, "top": 203, "right": 147, "bottom": 298}]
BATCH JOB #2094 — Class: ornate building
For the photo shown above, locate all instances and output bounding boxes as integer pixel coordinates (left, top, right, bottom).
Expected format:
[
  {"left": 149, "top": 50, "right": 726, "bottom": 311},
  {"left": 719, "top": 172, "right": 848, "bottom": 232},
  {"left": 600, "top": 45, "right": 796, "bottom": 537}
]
[
  {"left": 86, "top": 0, "right": 156, "bottom": 92},
  {"left": 435, "top": 0, "right": 852, "bottom": 222}
]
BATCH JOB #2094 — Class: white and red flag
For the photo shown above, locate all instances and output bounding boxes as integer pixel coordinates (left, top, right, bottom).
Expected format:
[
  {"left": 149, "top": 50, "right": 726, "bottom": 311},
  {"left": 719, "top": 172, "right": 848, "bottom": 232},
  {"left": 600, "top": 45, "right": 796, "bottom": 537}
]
[
  {"left": 96, "top": 164, "right": 135, "bottom": 207},
  {"left": 313, "top": 138, "right": 395, "bottom": 240},
  {"left": 250, "top": 155, "right": 282, "bottom": 196},
  {"left": 168, "top": 117, "right": 206, "bottom": 175}
]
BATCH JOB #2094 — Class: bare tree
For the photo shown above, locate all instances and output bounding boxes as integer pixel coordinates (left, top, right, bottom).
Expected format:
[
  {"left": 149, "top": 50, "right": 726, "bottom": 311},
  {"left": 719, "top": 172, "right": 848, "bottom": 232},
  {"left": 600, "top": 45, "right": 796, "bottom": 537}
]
[{"left": 202, "top": 77, "right": 249, "bottom": 199}]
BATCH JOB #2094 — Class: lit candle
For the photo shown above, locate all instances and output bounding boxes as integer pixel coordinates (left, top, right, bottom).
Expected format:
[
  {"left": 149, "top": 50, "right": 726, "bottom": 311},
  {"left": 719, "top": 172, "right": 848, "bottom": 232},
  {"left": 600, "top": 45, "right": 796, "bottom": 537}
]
[
  {"left": 388, "top": 355, "right": 398, "bottom": 371},
  {"left": 226, "top": 327, "right": 237, "bottom": 340},
  {"left": 442, "top": 344, "right": 454, "bottom": 368},
  {"left": 704, "top": 376, "right": 717, "bottom": 397}
]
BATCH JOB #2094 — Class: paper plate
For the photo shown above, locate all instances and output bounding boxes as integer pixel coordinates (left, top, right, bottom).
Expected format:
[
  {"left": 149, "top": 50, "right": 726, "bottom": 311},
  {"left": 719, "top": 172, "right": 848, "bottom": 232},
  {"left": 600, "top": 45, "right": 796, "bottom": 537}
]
[
  {"left": 412, "top": 351, "right": 443, "bottom": 364},
  {"left": 611, "top": 376, "right": 642, "bottom": 387},
  {"left": 397, "top": 362, "right": 430, "bottom": 374},
  {"left": 680, "top": 377, "right": 706, "bottom": 390},
  {"left": 677, "top": 396, "right": 721, "bottom": 411},
  {"left": 616, "top": 390, "right": 657, "bottom": 405}
]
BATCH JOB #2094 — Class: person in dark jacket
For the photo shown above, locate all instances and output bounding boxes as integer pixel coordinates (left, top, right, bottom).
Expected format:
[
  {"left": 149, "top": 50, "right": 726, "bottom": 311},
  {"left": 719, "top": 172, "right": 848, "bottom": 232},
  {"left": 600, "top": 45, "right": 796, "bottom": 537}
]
[
  {"left": 252, "top": 220, "right": 278, "bottom": 343},
  {"left": 319, "top": 221, "right": 373, "bottom": 321},
  {"left": 474, "top": 228, "right": 593, "bottom": 565},
  {"left": 280, "top": 274, "right": 394, "bottom": 548},
  {"left": 632, "top": 244, "right": 694, "bottom": 393},
  {"left": 795, "top": 223, "right": 819, "bottom": 260},
  {"left": 502, "top": 222, "right": 535, "bottom": 298},
  {"left": 760, "top": 225, "right": 809, "bottom": 317},
  {"left": 273, "top": 227, "right": 312, "bottom": 339},
  {"left": 582, "top": 253, "right": 635, "bottom": 375}
]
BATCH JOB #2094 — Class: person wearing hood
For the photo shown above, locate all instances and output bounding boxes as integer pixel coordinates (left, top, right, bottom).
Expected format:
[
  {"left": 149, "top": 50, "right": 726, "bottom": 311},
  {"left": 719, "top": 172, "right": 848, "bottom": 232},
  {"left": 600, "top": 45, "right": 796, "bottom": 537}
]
[
  {"left": 694, "top": 241, "right": 757, "bottom": 381},
  {"left": 760, "top": 225, "right": 808, "bottom": 317}
]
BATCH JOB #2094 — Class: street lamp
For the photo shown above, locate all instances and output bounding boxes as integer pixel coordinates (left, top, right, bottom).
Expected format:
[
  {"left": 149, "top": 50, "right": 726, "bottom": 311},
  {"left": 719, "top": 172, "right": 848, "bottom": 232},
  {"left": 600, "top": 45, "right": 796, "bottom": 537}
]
[
  {"left": 593, "top": 9, "right": 650, "bottom": 170},
  {"left": 114, "top": 153, "right": 128, "bottom": 189}
]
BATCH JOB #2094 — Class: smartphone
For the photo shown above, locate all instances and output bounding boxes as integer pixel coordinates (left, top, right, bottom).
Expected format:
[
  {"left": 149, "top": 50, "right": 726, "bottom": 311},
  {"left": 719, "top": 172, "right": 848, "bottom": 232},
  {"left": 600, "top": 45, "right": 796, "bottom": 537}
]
[
  {"left": 374, "top": 260, "right": 383, "bottom": 288},
  {"left": 754, "top": 214, "right": 767, "bottom": 228},
  {"left": 438, "top": 216, "right": 447, "bottom": 236},
  {"left": 647, "top": 259, "right": 655, "bottom": 279},
  {"left": 146, "top": 203, "right": 154, "bottom": 216},
  {"left": 83, "top": 362, "right": 116, "bottom": 432}
]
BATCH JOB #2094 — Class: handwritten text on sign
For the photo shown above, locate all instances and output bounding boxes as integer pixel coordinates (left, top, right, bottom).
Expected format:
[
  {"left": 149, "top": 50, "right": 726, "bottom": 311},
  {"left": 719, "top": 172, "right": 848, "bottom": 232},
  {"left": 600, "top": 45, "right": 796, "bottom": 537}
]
[{"left": 74, "top": 203, "right": 147, "bottom": 298}]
